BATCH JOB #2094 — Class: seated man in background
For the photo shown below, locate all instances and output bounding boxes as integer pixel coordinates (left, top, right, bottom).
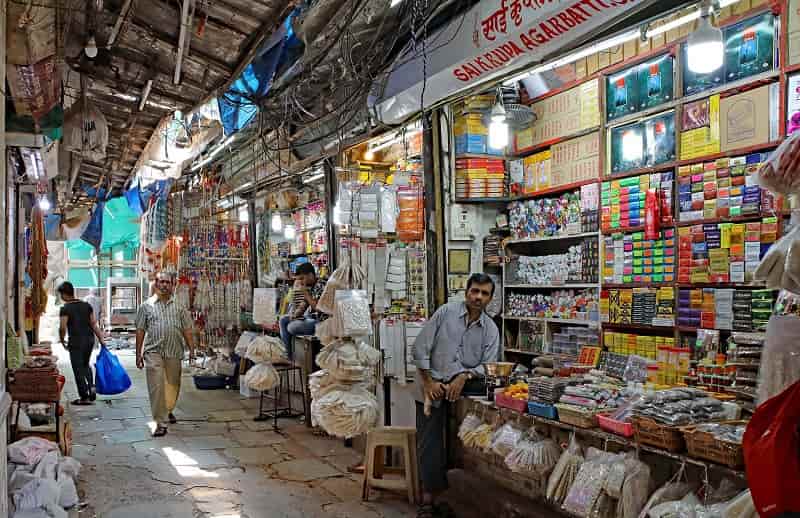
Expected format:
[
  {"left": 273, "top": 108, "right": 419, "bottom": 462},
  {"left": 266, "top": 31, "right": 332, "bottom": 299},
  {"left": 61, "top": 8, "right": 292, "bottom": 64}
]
[{"left": 279, "top": 263, "right": 326, "bottom": 359}]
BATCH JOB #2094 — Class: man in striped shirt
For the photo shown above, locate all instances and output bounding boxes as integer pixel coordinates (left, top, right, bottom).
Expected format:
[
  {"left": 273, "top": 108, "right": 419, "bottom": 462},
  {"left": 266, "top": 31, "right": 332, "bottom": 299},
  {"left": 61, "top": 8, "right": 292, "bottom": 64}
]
[{"left": 135, "top": 272, "right": 196, "bottom": 437}]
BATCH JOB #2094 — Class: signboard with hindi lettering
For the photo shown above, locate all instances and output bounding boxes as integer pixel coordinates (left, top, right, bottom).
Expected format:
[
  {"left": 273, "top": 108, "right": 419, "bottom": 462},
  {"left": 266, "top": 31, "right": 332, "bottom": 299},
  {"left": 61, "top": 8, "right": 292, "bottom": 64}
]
[{"left": 371, "top": 0, "right": 655, "bottom": 125}]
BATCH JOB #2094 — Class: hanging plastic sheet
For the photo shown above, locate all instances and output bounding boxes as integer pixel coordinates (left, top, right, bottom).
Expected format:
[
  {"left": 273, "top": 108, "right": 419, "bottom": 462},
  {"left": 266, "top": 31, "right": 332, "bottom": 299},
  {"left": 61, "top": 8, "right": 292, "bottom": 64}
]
[
  {"left": 80, "top": 202, "right": 104, "bottom": 250},
  {"left": 44, "top": 215, "right": 63, "bottom": 241},
  {"left": 124, "top": 180, "right": 145, "bottom": 216},
  {"left": 62, "top": 210, "right": 91, "bottom": 241},
  {"left": 217, "top": 20, "right": 290, "bottom": 135}
]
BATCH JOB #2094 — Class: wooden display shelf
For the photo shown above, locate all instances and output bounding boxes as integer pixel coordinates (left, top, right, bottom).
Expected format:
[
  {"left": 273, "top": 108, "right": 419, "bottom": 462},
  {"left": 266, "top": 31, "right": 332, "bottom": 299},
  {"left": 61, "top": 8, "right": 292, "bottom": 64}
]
[
  {"left": 464, "top": 397, "right": 746, "bottom": 479},
  {"left": 454, "top": 197, "right": 510, "bottom": 204},
  {"left": 511, "top": 127, "right": 600, "bottom": 158},
  {"left": 454, "top": 153, "right": 508, "bottom": 160},
  {"left": 604, "top": 161, "right": 677, "bottom": 182},
  {"left": 676, "top": 283, "right": 768, "bottom": 289},
  {"left": 503, "top": 315, "right": 600, "bottom": 327},
  {"left": 601, "top": 225, "right": 646, "bottom": 235},
  {"left": 602, "top": 322, "right": 676, "bottom": 333},
  {"left": 504, "top": 231, "right": 597, "bottom": 245},
  {"left": 676, "top": 213, "right": 769, "bottom": 227},
  {"left": 676, "top": 140, "right": 781, "bottom": 167},
  {"left": 507, "top": 178, "right": 598, "bottom": 202},
  {"left": 505, "top": 283, "right": 598, "bottom": 289},
  {"left": 601, "top": 283, "right": 674, "bottom": 289},
  {"left": 503, "top": 349, "right": 541, "bottom": 356}
]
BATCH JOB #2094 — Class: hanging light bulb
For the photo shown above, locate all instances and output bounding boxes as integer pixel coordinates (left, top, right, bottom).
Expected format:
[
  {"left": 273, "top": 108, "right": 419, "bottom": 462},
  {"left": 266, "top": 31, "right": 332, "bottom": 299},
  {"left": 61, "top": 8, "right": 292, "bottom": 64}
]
[
  {"left": 271, "top": 212, "right": 283, "bottom": 232},
  {"left": 238, "top": 207, "right": 249, "bottom": 223},
  {"left": 332, "top": 202, "right": 343, "bottom": 225},
  {"left": 284, "top": 223, "right": 296, "bottom": 240},
  {"left": 85, "top": 35, "right": 99, "bottom": 59},
  {"left": 363, "top": 147, "right": 375, "bottom": 161},
  {"left": 687, "top": 2, "right": 723, "bottom": 74},
  {"left": 38, "top": 196, "right": 51, "bottom": 212},
  {"left": 488, "top": 102, "right": 509, "bottom": 150}
]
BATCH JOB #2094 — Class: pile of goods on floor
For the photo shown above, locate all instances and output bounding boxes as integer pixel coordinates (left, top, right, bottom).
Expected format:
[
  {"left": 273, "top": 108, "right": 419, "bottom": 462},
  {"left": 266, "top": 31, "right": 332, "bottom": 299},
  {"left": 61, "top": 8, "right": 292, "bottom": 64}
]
[{"left": 7, "top": 437, "right": 82, "bottom": 518}]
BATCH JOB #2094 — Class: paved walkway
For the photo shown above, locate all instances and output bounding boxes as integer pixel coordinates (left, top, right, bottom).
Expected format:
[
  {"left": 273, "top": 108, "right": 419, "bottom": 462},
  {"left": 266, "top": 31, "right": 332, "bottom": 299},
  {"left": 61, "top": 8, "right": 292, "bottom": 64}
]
[{"left": 60, "top": 348, "right": 421, "bottom": 518}]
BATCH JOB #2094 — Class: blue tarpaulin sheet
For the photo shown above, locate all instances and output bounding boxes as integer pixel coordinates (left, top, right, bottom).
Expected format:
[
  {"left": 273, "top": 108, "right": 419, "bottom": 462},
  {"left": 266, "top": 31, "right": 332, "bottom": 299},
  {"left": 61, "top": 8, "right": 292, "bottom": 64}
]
[{"left": 218, "top": 13, "right": 298, "bottom": 136}]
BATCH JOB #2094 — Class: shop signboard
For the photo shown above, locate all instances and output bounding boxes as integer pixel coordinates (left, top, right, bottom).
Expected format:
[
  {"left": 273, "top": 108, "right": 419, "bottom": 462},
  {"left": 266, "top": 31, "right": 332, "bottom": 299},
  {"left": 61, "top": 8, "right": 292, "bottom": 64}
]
[{"left": 371, "top": 0, "right": 652, "bottom": 124}]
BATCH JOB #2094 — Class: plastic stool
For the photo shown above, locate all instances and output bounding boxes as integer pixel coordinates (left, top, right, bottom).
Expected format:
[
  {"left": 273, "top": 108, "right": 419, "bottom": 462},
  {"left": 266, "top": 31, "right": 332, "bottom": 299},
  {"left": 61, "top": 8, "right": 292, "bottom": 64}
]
[{"left": 362, "top": 426, "right": 420, "bottom": 505}]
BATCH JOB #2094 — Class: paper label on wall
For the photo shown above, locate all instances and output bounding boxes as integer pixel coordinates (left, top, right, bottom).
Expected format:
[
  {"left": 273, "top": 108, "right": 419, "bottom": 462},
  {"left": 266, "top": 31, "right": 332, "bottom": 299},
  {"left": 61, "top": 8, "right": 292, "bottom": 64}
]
[{"left": 252, "top": 288, "right": 277, "bottom": 325}]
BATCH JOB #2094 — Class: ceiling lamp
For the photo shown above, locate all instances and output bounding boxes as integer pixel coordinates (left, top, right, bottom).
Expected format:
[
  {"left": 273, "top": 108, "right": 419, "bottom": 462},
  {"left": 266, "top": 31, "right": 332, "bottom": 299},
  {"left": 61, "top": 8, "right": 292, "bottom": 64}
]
[
  {"left": 687, "top": 1, "right": 723, "bottom": 74},
  {"left": 85, "top": 35, "right": 98, "bottom": 59},
  {"left": 271, "top": 212, "right": 283, "bottom": 232},
  {"left": 283, "top": 223, "right": 296, "bottom": 240},
  {"left": 488, "top": 101, "right": 508, "bottom": 150},
  {"left": 238, "top": 207, "right": 249, "bottom": 223},
  {"left": 363, "top": 147, "right": 375, "bottom": 160},
  {"left": 38, "top": 196, "right": 51, "bottom": 212}
]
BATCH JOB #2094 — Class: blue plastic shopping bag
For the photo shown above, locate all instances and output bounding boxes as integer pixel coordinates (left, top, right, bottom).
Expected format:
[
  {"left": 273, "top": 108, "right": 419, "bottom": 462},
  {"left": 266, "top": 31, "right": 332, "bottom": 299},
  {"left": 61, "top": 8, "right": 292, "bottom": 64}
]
[{"left": 95, "top": 345, "right": 132, "bottom": 395}]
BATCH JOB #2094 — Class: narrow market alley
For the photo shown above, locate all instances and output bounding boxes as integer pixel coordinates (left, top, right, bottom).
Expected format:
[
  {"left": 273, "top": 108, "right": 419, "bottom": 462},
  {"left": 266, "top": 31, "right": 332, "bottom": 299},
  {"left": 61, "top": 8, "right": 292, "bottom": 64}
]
[{"left": 60, "top": 346, "right": 418, "bottom": 518}]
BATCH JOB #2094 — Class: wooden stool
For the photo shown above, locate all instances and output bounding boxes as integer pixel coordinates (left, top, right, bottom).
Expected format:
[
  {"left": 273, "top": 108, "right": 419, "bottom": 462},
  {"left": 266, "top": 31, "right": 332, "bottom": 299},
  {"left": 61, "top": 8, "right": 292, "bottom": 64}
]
[{"left": 362, "top": 426, "right": 420, "bottom": 505}]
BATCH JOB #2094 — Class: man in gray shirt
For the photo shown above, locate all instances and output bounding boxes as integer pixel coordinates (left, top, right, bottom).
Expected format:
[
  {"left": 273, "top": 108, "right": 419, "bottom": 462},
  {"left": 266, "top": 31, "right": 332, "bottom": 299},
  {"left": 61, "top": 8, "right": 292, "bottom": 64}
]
[{"left": 413, "top": 273, "right": 500, "bottom": 518}]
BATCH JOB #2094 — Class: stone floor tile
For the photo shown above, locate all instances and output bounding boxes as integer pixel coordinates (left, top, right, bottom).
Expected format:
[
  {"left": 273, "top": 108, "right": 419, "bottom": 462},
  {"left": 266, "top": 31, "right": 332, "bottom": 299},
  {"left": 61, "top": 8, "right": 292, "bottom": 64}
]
[{"left": 272, "top": 458, "right": 342, "bottom": 482}]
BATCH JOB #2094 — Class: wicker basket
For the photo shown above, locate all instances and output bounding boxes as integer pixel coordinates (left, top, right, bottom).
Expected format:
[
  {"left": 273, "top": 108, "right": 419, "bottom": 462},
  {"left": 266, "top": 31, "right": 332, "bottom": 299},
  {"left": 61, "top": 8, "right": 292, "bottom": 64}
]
[
  {"left": 555, "top": 404, "right": 597, "bottom": 429},
  {"left": 682, "top": 421, "right": 746, "bottom": 468},
  {"left": 631, "top": 416, "right": 685, "bottom": 452}
]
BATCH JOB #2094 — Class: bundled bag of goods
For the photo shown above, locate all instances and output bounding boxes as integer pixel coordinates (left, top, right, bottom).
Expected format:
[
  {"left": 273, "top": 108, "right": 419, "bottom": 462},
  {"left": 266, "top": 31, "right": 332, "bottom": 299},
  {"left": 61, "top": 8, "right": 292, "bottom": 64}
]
[
  {"left": 546, "top": 435, "right": 584, "bottom": 505},
  {"left": 504, "top": 431, "right": 562, "bottom": 478},
  {"left": 244, "top": 363, "right": 280, "bottom": 392},
  {"left": 310, "top": 385, "right": 379, "bottom": 438},
  {"left": 458, "top": 413, "right": 494, "bottom": 451},
  {"left": 8, "top": 437, "right": 83, "bottom": 518},
  {"left": 245, "top": 336, "right": 286, "bottom": 364}
]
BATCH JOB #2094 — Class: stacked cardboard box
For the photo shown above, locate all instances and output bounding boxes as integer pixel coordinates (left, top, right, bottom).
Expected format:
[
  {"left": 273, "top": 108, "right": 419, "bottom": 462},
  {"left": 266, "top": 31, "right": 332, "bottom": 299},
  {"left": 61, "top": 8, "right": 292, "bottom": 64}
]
[
  {"left": 454, "top": 157, "right": 506, "bottom": 199},
  {"left": 677, "top": 288, "right": 774, "bottom": 331},
  {"left": 677, "top": 218, "right": 777, "bottom": 283},
  {"left": 602, "top": 230, "right": 676, "bottom": 284},
  {"left": 601, "top": 171, "right": 673, "bottom": 232},
  {"left": 677, "top": 152, "right": 778, "bottom": 222},
  {"left": 601, "top": 287, "right": 674, "bottom": 326}
]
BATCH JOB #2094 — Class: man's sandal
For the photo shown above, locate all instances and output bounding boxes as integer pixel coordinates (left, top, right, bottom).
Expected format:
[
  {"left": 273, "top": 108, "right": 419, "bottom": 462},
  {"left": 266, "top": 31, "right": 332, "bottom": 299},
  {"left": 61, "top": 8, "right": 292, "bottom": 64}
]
[{"left": 152, "top": 426, "right": 168, "bottom": 437}]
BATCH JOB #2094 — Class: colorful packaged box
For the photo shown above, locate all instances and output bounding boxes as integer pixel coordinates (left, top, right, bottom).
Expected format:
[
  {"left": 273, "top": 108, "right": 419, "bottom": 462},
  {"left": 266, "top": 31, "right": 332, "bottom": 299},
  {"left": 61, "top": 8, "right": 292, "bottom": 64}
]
[
  {"left": 601, "top": 172, "right": 673, "bottom": 232},
  {"left": 602, "top": 229, "right": 676, "bottom": 284}
]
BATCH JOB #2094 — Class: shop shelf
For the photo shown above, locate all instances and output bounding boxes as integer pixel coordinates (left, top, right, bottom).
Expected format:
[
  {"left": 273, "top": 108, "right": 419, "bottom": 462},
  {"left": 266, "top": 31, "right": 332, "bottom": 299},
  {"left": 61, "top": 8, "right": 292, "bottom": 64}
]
[
  {"left": 676, "top": 214, "right": 770, "bottom": 227},
  {"left": 601, "top": 283, "right": 673, "bottom": 289},
  {"left": 504, "top": 349, "right": 542, "bottom": 356},
  {"left": 601, "top": 225, "right": 646, "bottom": 235},
  {"left": 507, "top": 178, "right": 598, "bottom": 202},
  {"left": 505, "top": 283, "right": 598, "bottom": 289},
  {"left": 454, "top": 153, "right": 508, "bottom": 160},
  {"left": 502, "top": 315, "right": 600, "bottom": 328},
  {"left": 454, "top": 197, "right": 510, "bottom": 204},
  {"left": 504, "top": 231, "right": 597, "bottom": 245},
  {"left": 602, "top": 322, "right": 675, "bottom": 332},
  {"left": 604, "top": 162, "right": 677, "bottom": 182},
  {"left": 678, "top": 69, "right": 780, "bottom": 115},
  {"left": 605, "top": 101, "right": 679, "bottom": 129},
  {"left": 511, "top": 127, "right": 600, "bottom": 157},
  {"left": 675, "top": 139, "right": 781, "bottom": 167},
  {"left": 676, "top": 283, "right": 767, "bottom": 289}
]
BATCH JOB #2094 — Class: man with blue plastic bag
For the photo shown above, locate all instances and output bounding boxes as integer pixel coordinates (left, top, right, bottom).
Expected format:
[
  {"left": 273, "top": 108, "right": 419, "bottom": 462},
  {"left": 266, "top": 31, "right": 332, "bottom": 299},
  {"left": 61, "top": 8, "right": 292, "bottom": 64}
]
[
  {"left": 58, "top": 282, "right": 107, "bottom": 406},
  {"left": 135, "top": 272, "right": 196, "bottom": 437}
]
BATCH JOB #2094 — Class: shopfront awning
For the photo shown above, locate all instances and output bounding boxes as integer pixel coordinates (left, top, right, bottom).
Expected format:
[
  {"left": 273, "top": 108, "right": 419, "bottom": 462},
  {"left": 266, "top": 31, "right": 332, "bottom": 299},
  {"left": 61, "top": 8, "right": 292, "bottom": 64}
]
[{"left": 371, "top": 0, "right": 658, "bottom": 124}]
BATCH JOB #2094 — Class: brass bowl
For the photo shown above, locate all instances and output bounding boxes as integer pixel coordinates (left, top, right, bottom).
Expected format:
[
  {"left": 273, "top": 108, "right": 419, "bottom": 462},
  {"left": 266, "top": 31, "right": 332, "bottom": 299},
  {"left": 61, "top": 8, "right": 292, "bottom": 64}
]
[{"left": 484, "top": 361, "right": 515, "bottom": 377}]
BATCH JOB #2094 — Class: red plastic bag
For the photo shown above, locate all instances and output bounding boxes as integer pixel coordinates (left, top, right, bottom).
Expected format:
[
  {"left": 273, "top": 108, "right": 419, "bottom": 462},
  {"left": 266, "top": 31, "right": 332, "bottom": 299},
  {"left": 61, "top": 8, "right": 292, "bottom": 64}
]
[{"left": 744, "top": 379, "right": 800, "bottom": 517}]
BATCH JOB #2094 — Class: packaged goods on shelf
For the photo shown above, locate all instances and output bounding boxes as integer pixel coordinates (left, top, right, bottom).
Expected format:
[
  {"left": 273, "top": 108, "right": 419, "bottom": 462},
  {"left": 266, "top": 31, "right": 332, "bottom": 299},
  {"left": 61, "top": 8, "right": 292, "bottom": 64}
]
[
  {"left": 483, "top": 234, "right": 503, "bottom": 265},
  {"left": 551, "top": 327, "right": 600, "bottom": 357},
  {"left": 677, "top": 219, "right": 776, "bottom": 284},
  {"left": 455, "top": 157, "right": 507, "bottom": 198},
  {"left": 508, "top": 189, "right": 596, "bottom": 239},
  {"left": 609, "top": 112, "right": 676, "bottom": 175},
  {"left": 508, "top": 242, "right": 598, "bottom": 285},
  {"left": 632, "top": 388, "right": 726, "bottom": 426},
  {"left": 602, "top": 230, "right": 676, "bottom": 284},
  {"left": 505, "top": 290, "right": 598, "bottom": 322},
  {"left": 518, "top": 320, "right": 546, "bottom": 353},
  {"left": 677, "top": 288, "right": 774, "bottom": 331},
  {"left": 677, "top": 152, "right": 779, "bottom": 222},
  {"left": 603, "top": 332, "right": 674, "bottom": 362},
  {"left": 601, "top": 171, "right": 673, "bottom": 232},
  {"left": 454, "top": 113, "right": 504, "bottom": 156},
  {"left": 601, "top": 287, "right": 675, "bottom": 326}
]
